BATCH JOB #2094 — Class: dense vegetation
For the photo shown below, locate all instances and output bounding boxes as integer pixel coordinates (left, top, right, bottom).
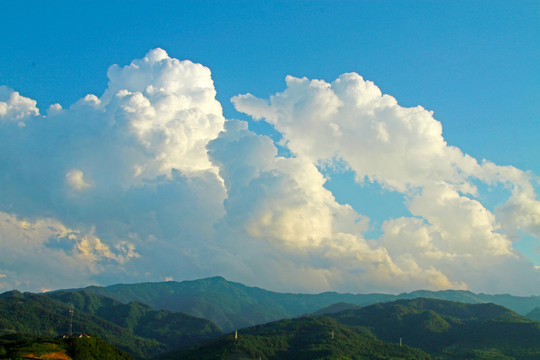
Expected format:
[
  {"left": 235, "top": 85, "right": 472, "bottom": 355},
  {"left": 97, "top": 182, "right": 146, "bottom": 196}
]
[
  {"left": 2, "top": 279, "right": 540, "bottom": 359},
  {"left": 164, "top": 316, "right": 431, "bottom": 360},
  {"left": 80, "top": 276, "right": 540, "bottom": 332},
  {"left": 0, "top": 290, "right": 221, "bottom": 358},
  {"left": 327, "top": 298, "right": 540, "bottom": 360},
  {"left": 47, "top": 290, "right": 221, "bottom": 350},
  {"left": 0, "top": 333, "right": 133, "bottom": 359},
  {"left": 163, "top": 298, "right": 540, "bottom": 360}
]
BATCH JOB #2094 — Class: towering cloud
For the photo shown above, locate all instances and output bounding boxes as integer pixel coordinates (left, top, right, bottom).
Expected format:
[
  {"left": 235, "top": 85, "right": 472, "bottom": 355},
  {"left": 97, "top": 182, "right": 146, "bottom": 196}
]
[
  {"left": 0, "top": 49, "right": 227, "bottom": 289},
  {"left": 233, "top": 73, "right": 540, "bottom": 293},
  {"left": 0, "top": 50, "right": 538, "bottom": 294}
]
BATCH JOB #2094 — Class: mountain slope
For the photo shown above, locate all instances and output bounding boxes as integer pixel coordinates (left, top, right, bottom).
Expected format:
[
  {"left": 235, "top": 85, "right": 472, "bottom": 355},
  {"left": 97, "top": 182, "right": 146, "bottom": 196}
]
[
  {"left": 47, "top": 290, "right": 222, "bottom": 349},
  {"left": 83, "top": 277, "right": 387, "bottom": 332},
  {"left": 526, "top": 306, "right": 540, "bottom": 321},
  {"left": 313, "top": 302, "right": 361, "bottom": 316},
  {"left": 163, "top": 316, "right": 431, "bottom": 360},
  {"left": 0, "top": 290, "right": 221, "bottom": 358},
  {"left": 327, "top": 298, "right": 540, "bottom": 359},
  {"left": 79, "top": 276, "right": 540, "bottom": 332}
]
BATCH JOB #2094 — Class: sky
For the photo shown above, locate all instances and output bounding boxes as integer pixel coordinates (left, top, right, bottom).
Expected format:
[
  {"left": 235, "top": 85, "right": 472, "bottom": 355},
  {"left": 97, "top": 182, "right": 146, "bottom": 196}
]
[{"left": 0, "top": 1, "right": 539, "bottom": 295}]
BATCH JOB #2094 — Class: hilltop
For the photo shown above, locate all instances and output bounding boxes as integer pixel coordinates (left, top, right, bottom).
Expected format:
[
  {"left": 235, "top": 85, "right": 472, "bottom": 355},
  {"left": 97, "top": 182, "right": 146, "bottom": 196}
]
[{"left": 77, "top": 276, "right": 540, "bottom": 331}]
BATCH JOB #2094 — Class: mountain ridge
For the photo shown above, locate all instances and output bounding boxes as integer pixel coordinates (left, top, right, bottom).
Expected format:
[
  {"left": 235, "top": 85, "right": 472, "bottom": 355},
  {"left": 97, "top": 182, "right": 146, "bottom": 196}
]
[
  {"left": 70, "top": 276, "right": 540, "bottom": 331},
  {"left": 2, "top": 281, "right": 540, "bottom": 359}
]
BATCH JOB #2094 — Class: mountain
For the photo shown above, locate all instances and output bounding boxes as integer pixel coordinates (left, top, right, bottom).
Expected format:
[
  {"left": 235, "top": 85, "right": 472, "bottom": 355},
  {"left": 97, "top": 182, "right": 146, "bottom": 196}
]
[
  {"left": 78, "top": 276, "right": 540, "bottom": 332},
  {"left": 162, "top": 298, "right": 540, "bottom": 360},
  {"left": 0, "top": 290, "right": 221, "bottom": 358},
  {"left": 327, "top": 297, "right": 540, "bottom": 359},
  {"left": 46, "top": 290, "right": 222, "bottom": 350},
  {"left": 313, "top": 302, "right": 360, "bottom": 316},
  {"left": 81, "top": 276, "right": 391, "bottom": 332},
  {"left": 526, "top": 306, "right": 540, "bottom": 321},
  {"left": 397, "top": 289, "right": 540, "bottom": 315},
  {"left": 162, "top": 316, "right": 431, "bottom": 360},
  {"left": 3, "top": 280, "right": 539, "bottom": 359},
  {"left": 0, "top": 333, "right": 133, "bottom": 360}
]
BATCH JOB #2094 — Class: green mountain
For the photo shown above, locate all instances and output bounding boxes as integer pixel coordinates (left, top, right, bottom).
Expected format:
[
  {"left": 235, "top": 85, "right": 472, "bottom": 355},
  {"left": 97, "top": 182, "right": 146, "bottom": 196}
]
[
  {"left": 397, "top": 290, "right": 540, "bottom": 315},
  {"left": 3, "top": 281, "right": 539, "bottom": 360},
  {"left": 0, "top": 333, "right": 133, "bottom": 360},
  {"left": 526, "top": 306, "right": 540, "bottom": 321},
  {"left": 0, "top": 290, "right": 221, "bottom": 358},
  {"left": 313, "top": 302, "right": 361, "bottom": 316},
  {"left": 327, "top": 298, "right": 540, "bottom": 360},
  {"left": 163, "top": 316, "right": 431, "bottom": 360},
  {"left": 47, "top": 290, "right": 221, "bottom": 350},
  {"left": 81, "top": 276, "right": 387, "bottom": 332},
  {"left": 79, "top": 276, "right": 540, "bottom": 332}
]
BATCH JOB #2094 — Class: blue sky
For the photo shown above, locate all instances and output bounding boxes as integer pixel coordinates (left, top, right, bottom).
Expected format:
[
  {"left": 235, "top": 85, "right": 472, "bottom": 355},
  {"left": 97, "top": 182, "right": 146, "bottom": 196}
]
[{"left": 0, "top": 1, "right": 539, "bottom": 294}]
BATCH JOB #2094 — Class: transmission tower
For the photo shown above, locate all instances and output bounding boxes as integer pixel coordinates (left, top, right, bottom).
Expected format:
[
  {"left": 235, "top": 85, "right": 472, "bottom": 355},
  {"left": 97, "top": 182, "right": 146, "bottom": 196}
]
[{"left": 68, "top": 305, "right": 74, "bottom": 337}]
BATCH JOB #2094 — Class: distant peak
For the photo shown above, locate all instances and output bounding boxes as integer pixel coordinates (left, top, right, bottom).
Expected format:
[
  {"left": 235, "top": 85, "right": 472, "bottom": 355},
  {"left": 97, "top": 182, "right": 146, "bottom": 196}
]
[{"left": 205, "top": 276, "right": 227, "bottom": 281}]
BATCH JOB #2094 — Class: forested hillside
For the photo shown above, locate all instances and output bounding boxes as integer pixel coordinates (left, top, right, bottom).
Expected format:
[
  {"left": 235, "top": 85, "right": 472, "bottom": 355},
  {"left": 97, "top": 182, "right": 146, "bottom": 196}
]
[
  {"left": 328, "top": 298, "right": 540, "bottom": 359},
  {"left": 0, "top": 290, "right": 221, "bottom": 358},
  {"left": 163, "top": 316, "right": 431, "bottom": 360},
  {"left": 80, "top": 276, "right": 540, "bottom": 332}
]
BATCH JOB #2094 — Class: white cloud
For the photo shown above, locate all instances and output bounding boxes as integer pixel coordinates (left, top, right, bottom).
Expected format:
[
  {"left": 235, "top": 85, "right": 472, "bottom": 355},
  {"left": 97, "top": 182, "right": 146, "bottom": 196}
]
[
  {"left": 233, "top": 74, "right": 481, "bottom": 192},
  {"left": 0, "top": 86, "right": 39, "bottom": 125},
  {"left": 0, "top": 50, "right": 538, "bottom": 295},
  {"left": 66, "top": 169, "right": 93, "bottom": 191},
  {"left": 102, "top": 48, "right": 225, "bottom": 178},
  {"left": 233, "top": 72, "right": 540, "bottom": 294},
  {"left": 497, "top": 187, "right": 540, "bottom": 239},
  {"left": 210, "top": 120, "right": 370, "bottom": 247},
  {"left": 0, "top": 49, "right": 228, "bottom": 291},
  {"left": 0, "top": 212, "right": 137, "bottom": 290},
  {"left": 205, "top": 120, "right": 476, "bottom": 293},
  {"left": 407, "top": 182, "right": 513, "bottom": 256}
]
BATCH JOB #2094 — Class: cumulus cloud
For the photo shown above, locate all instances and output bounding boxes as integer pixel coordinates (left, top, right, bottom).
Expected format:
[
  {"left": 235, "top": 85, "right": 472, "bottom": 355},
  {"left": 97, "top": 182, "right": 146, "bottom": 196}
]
[
  {"left": 0, "top": 86, "right": 39, "bottom": 125},
  {"left": 205, "top": 120, "right": 493, "bottom": 293},
  {"left": 0, "top": 49, "right": 538, "bottom": 295},
  {"left": 233, "top": 73, "right": 540, "bottom": 294},
  {"left": 233, "top": 74, "right": 480, "bottom": 192},
  {"left": 0, "top": 49, "right": 227, "bottom": 291},
  {"left": 0, "top": 212, "right": 137, "bottom": 290},
  {"left": 209, "top": 120, "right": 368, "bottom": 250}
]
